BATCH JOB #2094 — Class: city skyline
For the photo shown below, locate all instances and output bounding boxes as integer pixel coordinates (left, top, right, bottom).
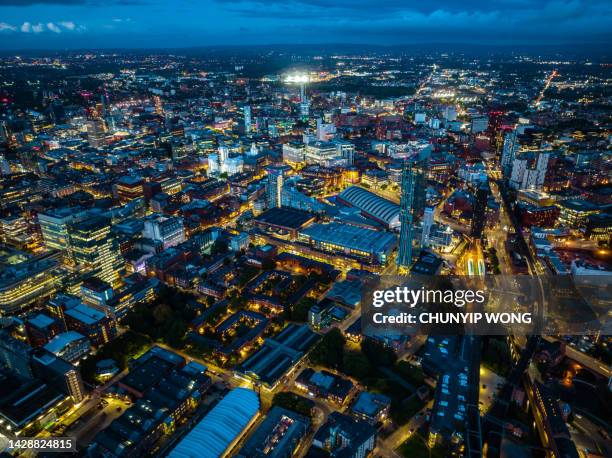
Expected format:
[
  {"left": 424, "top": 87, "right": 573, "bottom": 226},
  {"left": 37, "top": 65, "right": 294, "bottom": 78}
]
[{"left": 0, "top": 20, "right": 610, "bottom": 458}]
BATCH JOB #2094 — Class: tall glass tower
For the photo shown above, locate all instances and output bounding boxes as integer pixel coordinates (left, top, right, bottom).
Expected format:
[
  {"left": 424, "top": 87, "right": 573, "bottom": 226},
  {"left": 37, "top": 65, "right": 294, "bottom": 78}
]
[{"left": 397, "top": 157, "right": 428, "bottom": 271}]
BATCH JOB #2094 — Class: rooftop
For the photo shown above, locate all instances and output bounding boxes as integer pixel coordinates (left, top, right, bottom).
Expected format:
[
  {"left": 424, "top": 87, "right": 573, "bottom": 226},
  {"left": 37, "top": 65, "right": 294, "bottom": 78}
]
[
  {"left": 337, "top": 186, "right": 400, "bottom": 228},
  {"left": 238, "top": 406, "right": 309, "bottom": 458},
  {"left": 64, "top": 303, "right": 106, "bottom": 325},
  {"left": 300, "top": 222, "right": 397, "bottom": 255},
  {"left": 43, "top": 331, "right": 88, "bottom": 355},
  {"left": 169, "top": 388, "right": 259, "bottom": 458},
  {"left": 254, "top": 207, "right": 315, "bottom": 230}
]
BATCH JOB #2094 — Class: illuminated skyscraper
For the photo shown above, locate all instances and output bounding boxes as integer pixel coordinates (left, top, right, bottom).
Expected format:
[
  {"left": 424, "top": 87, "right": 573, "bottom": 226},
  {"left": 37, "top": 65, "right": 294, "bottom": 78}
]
[
  {"left": 86, "top": 118, "right": 106, "bottom": 149},
  {"left": 218, "top": 146, "right": 229, "bottom": 168},
  {"left": 243, "top": 105, "right": 252, "bottom": 133},
  {"left": 69, "top": 216, "right": 124, "bottom": 286},
  {"left": 421, "top": 207, "right": 434, "bottom": 248},
  {"left": 38, "top": 207, "right": 87, "bottom": 254},
  {"left": 397, "top": 157, "right": 428, "bottom": 271},
  {"left": 471, "top": 182, "right": 489, "bottom": 238},
  {"left": 501, "top": 129, "right": 519, "bottom": 179},
  {"left": 266, "top": 166, "right": 288, "bottom": 209}
]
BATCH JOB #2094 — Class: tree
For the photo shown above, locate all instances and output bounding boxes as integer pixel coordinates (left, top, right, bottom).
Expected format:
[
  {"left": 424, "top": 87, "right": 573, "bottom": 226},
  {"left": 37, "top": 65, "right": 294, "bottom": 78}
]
[
  {"left": 291, "top": 297, "right": 316, "bottom": 322},
  {"left": 361, "top": 338, "right": 396, "bottom": 367},
  {"left": 310, "top": 328, "right": 345, "bottom": 369},
  {"left": 396, "top": 361, "right": 425, "bottom": 386},
  {"left": 483, "top": 337, "right": 511, "bottom": 377},
  {"left": 343, "top": 351, "right": 373, "bottom": 380},
  {"left": 153, "top": 303, "right": 173, "bottom": 324},
  {"left": 272, "top": 392, "right": 314, "bottom": 417}
]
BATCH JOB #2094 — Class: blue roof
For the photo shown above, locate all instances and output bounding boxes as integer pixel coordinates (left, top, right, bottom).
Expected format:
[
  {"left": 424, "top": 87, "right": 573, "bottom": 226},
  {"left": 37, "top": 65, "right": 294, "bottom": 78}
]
[
  {"left": 352, "top": 391, "right": 391, "bottom": 417},
  {"left": 64, "top": 303, "right": 106, "bottom": 325},
  {"left": 169, "top": 388, "right": 259, "bottom": 458},
  {"left": 43, "top": 331, "right": 87, "bottom": 354},
  {"left": 29, "top": 313, "right": 55, "bottom": 329}
]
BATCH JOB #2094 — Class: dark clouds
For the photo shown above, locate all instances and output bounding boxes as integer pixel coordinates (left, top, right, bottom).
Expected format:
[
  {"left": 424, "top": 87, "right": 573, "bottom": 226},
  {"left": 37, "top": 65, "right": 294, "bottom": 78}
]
[{"left": 0, "top": 0, "right": 611, "bottom": 48}]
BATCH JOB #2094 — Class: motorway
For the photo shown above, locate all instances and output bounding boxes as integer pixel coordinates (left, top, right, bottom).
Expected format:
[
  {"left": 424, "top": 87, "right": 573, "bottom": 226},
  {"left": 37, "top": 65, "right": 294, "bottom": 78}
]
[
  {"left": 533, "top": 70, "right": 558, "bottom": 108},
  {"left": 486, "top": 179, "right": 514, "bottom": 275}
]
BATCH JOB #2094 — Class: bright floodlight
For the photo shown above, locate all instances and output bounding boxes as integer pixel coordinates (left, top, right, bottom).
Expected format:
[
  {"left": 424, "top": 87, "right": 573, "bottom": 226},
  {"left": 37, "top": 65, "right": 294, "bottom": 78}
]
[{"left": 285, "top": 74, "right": 310, "bottom": 84}]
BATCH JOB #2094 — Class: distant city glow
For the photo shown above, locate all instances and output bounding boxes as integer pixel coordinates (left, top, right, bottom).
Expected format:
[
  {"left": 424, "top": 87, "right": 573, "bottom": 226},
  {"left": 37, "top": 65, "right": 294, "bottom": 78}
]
[{"left": 284, "top": 74, "right": 310, "bottom": 84}]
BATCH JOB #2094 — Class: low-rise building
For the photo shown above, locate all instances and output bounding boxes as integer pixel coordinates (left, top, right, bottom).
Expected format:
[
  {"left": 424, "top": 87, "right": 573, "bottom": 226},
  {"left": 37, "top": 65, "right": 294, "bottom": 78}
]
[
  {"left": 238, "top": 406, "right": 309, "bottom": 458},
  {"left": 310, "top": 412, "right": 376, "bottom": 458},
  {"left": 236, "top": 324, "right": 319, "bottom": 389},
  {"left": 298, "top": 222, "right": 397, "bottom": 265},
  {"left": 295, "top": 369, "right": 354, "bottom": 405},
  {"left": 43, "top": 331, "right": 90, "bottom": 363},
  {"left": 351, "top": 392, "right": 391, "bottom": 424},
  {"left": 168, "top": 388, "right": 259, "bottom": 458}
]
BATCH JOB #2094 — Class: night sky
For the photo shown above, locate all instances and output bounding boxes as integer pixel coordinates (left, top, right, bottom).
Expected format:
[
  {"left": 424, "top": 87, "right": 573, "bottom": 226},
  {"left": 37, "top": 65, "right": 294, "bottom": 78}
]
[{"left": 0, "top": 0, "right": 611, "bottom": 50}]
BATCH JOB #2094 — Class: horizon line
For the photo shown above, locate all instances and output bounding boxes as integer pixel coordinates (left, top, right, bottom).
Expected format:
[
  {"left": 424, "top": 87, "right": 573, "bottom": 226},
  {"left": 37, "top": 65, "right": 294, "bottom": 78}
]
[{"left": 1, "top": 41, "right": 612, "bottom": 54}]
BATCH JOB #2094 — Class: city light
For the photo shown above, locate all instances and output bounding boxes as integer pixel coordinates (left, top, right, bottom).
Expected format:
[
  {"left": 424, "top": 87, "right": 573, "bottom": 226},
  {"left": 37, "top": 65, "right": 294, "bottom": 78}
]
[
  {"left": 284, "top": 74, "right": 310, "bottom": 84},
  {"left": 0, "top": 23, "right": 609, "bottom": 458}
]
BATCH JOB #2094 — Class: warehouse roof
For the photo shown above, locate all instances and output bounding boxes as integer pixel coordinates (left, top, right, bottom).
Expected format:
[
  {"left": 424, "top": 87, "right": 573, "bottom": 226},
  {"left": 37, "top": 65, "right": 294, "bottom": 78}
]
[
  {"left": 169, "top": 388, "right": 259, "bottom": 458},
  {"left": 337, "top": 186, "right": 400, "bottom": 228}
]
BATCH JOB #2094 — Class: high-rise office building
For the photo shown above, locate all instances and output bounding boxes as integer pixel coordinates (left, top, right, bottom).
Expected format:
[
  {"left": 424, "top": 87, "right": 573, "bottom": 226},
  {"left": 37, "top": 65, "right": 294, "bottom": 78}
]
[
  {"left": 243, "top": 106, "right": 252, "bottom": 133},
  {"left": 267, "top": 166, "right": 288, "bottom": 209},
  {"left": 509, "top": 151, "right": 550, "bottom": 191},
  {"left": 501, "top": 129, "right": 519, "bottom": 179},
  {"left": 421, "top": 207, "right": 434, "bottom": 248},
  {"left": 69, "top": 216, "right": 124, "bottom": 286},
  {"left": 207, "top": 153, "right": 220, "bottom": 175},
  {"left": 397, "top": 157, "right": 428, "bottom": 270},
  {"left": 282, "top": 142, "right": 306, "bottom": 164},
  {"left": 218, "top": 146, "right": 229, "bottom": 165},
  {"left": 334, "top": 140, "right": 355, "bottom": 166},
  {"left": 316, "top": 118, "right": 337, "bottom": 141},
  {"left": 0, "top": 250, "right": 65, "bottom": 315},
  {"left": 471, "top": 183, "right": 489, "bottom": 237},
  {"left": 38, "top": 208, "right": 87, "bottom": 253},
  {"left": 0, "top": 215, "right": 33, "bottom": 249},
  {"left": 86, "top": 118, "right": 106, "bottom": 149}
]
